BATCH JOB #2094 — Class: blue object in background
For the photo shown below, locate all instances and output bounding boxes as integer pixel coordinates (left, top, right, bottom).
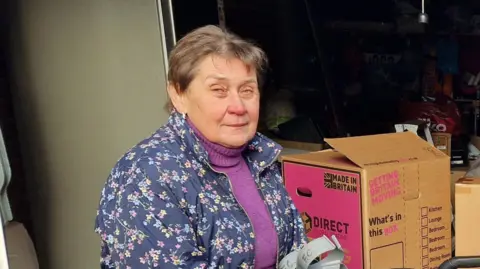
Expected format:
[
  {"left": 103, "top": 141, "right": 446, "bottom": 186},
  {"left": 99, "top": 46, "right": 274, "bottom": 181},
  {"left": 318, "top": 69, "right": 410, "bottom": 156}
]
[{"left": 436, "top": 38, "right": 459, "bottom": 74}]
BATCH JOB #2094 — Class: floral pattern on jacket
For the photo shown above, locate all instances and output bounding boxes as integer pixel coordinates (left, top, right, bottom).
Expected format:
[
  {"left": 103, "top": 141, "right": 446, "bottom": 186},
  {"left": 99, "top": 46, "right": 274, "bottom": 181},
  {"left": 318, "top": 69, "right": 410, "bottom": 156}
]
[{"left": 95, "top": 111, "right": 307, "bottom": 268}]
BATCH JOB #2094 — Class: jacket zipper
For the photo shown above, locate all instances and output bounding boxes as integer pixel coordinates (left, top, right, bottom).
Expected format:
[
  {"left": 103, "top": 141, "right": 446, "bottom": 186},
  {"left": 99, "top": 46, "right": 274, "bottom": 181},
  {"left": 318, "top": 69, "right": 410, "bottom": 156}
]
[
  {"left": 206, "top": 150, "right": 281, "bottom": 268},
  {"left": 206, "top": 163, "right": 257, "bottom": 267},
  {"left": 255, "top": 152, "right": 281, "bottom": 269}
]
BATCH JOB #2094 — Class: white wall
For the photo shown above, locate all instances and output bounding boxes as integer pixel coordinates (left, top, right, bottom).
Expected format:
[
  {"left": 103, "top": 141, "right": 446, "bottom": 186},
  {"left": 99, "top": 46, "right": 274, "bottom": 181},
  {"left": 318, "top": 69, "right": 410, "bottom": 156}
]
[{"left": 8, "top": 0, "right": 169, "bottom": 268}]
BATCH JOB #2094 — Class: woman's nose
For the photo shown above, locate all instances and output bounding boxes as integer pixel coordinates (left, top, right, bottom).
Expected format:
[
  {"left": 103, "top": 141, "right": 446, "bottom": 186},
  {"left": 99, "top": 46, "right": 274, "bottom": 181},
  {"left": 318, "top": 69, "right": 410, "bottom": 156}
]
[{"left": 226, "top": 94, "right": 247, "bottom": 115}]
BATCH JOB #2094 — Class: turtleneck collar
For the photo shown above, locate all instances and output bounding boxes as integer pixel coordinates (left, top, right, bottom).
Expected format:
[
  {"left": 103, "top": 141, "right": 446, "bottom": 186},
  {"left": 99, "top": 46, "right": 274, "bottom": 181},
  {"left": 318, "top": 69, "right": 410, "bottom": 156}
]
[
  {"left": 187, "top": 118, "right": 246, "bottom": 168},
  {"left": 166, "top": 111, "right": 283, "bottom": 175}
]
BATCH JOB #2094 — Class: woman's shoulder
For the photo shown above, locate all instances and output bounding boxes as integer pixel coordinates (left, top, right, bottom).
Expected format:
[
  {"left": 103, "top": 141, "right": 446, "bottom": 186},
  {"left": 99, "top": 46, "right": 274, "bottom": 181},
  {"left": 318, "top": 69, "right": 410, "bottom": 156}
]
[
  {"left": 112, "top": 126, "right": 188, "bottom": 181},
  {"left": 128, "top": 126, "right": 183, "bottom": 155},
  {"left": 98, "top": 126, "right": 195, "bottom": 210},
  {"left": 95, "top": 127, "right": 196, "bottom": 238}
]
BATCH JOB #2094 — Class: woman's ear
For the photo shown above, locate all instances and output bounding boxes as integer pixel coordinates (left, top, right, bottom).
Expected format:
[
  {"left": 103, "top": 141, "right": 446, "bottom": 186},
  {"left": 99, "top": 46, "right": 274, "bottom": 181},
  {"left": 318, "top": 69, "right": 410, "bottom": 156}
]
[{"left": 167, "top": 83, "right": 187, "bottom": 113}]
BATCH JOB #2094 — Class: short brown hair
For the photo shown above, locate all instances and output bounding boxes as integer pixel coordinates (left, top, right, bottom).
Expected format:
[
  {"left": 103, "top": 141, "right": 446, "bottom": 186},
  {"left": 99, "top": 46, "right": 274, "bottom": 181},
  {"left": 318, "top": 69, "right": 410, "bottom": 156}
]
[{"left": 165, "top": 25, "right": 268, "bottom": 111}]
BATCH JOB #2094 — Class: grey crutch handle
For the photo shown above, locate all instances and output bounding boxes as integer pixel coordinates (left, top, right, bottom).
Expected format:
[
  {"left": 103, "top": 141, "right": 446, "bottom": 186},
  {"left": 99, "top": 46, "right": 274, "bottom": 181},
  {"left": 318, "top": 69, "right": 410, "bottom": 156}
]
[
  {"left": 279, "top": 235, "right": 348, "bottom": 269},
  {"left": 438, "top": 256, "right": 480, "bottom": 269}
]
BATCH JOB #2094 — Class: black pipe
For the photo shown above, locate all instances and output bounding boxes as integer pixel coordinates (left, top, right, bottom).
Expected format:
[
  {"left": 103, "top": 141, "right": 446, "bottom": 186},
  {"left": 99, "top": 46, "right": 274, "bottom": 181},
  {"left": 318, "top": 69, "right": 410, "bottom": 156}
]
[{"left": 439, "top": 256, "right": 480, "bottom": 269}]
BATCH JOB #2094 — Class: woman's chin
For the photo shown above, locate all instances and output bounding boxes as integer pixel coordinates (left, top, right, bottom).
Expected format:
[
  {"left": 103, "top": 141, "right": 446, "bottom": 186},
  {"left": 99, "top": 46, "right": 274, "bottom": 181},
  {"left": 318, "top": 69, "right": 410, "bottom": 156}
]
[
  {"left": 222, "top": 141, "right": 247, "bottom": 148},
  {"left": 218, "top": 135, "right": 251, "bottom": 148}
]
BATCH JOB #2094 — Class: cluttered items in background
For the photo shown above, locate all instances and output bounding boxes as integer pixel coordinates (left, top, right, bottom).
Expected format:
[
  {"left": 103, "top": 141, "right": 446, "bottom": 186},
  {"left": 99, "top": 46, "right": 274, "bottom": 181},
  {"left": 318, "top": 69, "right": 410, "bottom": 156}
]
[
  {"left": 398, "top": 94, "right": 475, "bottom": 167},
  {"left": 399, "top": 94, "right": 461, "bottom": 137},
  {"left": 394, "top": 119, "right": 434, "bottom": 145}
]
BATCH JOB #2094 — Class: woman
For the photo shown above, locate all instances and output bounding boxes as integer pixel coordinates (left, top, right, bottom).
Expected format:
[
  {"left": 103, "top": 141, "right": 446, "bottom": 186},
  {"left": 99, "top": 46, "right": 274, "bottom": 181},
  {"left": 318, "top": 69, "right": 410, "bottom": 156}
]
[{"left": 95, "top": 25, "right": 307, "bottom": 269}]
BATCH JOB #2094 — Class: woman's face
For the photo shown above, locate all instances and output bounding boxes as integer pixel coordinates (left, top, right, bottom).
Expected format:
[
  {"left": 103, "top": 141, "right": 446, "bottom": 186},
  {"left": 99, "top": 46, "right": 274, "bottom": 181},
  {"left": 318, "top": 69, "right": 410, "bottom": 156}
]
[{"left": 169, "top": 55, "right": 260, "bottom": 148}]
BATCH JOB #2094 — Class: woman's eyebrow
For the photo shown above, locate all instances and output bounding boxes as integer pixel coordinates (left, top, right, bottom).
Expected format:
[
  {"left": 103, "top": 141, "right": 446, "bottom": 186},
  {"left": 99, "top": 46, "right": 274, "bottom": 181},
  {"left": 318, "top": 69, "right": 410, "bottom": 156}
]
[
  {"left": 204, "top": 75, "right": 257, "bottom": 84},
  {"left": 205, "top": 74, "right": 227, "bottom": 81}
]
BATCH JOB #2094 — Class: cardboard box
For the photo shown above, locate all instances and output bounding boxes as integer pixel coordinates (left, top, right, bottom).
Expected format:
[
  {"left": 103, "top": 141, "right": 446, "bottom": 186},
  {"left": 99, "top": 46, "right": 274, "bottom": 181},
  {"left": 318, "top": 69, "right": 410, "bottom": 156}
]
[
  {"left": 274, "top": 139, "right": 323, "bottom": 152},
  {"left": 275, "top": 139, "right": 324, "bottom": 158},
  {"left": 431, "top": 132, "right": 452, "bottom": 156},
  {"left": 282, "top": 132, "right": 452, "bottom": 269},
  {"left": 455, "top": 178, "right": 480, "bottom": 262},
  {"left": 451, "top": 167, "right": 468, "bottom": 210}
]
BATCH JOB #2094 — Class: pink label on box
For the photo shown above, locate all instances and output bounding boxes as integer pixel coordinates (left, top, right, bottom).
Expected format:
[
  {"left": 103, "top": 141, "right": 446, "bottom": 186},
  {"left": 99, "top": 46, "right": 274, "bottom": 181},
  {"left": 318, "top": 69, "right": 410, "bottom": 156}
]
[{"left": 284, "top": 162, "right": 362, "bottom": 269}]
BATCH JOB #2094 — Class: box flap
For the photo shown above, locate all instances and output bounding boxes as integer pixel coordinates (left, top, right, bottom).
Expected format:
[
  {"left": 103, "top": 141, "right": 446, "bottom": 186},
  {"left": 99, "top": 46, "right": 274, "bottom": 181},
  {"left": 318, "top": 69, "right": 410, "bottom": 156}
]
[
  {"left": 324, "top": 132, "right": 447, "bottom": 168},
  {"left": 457, "top": 178, "right": 480, "bottom": 185},
  {"left": 281, "top": 150, "right": 362, "bottom": 171}
]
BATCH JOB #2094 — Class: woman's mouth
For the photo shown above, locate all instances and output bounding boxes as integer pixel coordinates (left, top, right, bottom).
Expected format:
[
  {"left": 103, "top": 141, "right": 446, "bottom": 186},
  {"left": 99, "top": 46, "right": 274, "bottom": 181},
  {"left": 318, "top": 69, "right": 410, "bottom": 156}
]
[{"left": 226, "top": 123, "right": 248, "bottom": 127}]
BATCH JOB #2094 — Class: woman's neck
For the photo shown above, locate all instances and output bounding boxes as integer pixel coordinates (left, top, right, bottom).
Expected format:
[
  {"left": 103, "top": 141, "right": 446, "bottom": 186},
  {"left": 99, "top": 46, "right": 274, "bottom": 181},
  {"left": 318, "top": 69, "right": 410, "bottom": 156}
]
[{"left": 187, "top": 118, "right": 246, "bottom": 168}]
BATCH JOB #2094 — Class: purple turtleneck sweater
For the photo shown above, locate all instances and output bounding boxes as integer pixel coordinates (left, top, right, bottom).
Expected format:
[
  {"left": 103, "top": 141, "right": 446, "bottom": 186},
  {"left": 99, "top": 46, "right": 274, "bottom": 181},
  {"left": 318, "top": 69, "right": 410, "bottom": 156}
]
[{"left": 188, "top": 120, "right": 278, "bottom": 269}]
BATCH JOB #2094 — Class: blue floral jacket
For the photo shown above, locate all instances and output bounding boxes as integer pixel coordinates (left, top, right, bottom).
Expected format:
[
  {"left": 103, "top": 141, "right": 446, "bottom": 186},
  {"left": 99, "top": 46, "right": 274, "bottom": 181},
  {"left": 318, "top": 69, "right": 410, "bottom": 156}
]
[{"left": 95, "top": 112, "right": 307, "bottom": 268}]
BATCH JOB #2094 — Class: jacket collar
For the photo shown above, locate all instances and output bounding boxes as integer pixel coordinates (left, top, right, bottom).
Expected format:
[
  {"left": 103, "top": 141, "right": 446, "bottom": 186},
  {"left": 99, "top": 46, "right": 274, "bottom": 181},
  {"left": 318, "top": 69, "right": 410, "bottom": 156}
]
[{"left": 165, "top": 111, "right": 282, "bottom": 174}]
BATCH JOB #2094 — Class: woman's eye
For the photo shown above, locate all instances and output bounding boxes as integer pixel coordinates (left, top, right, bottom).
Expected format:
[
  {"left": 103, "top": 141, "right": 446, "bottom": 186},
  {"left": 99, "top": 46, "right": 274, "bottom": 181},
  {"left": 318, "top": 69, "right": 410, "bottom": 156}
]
[
  {"left": 212, "top": 88, "right": 227, "bottom": 94},
  {"left": 211, "top": 87, "right": 228, "bottom": 97},
  {"left": 240, "top": 88, "right": 255, "bottom": 97}
]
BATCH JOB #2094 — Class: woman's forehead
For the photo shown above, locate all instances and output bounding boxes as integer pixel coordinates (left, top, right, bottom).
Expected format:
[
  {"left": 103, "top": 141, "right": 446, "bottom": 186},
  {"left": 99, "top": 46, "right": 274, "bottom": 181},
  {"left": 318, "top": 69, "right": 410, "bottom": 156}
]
[{"left": 196, "top": 55, "right": 257, "bottom": 82}]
